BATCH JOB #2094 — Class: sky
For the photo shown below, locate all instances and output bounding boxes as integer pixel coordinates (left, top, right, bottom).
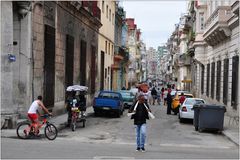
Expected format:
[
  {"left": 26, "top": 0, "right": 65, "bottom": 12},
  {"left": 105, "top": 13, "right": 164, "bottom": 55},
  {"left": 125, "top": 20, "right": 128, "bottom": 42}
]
[{"left": 122, "top": 1, "right": 187, "bottom": 50}]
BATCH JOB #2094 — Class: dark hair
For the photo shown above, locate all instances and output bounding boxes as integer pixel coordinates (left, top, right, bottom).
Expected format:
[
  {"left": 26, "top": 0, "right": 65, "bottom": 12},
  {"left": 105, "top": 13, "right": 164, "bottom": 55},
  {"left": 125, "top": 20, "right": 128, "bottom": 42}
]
[{"left": 37, "top": 95, "right": 42, "bottom": 100}]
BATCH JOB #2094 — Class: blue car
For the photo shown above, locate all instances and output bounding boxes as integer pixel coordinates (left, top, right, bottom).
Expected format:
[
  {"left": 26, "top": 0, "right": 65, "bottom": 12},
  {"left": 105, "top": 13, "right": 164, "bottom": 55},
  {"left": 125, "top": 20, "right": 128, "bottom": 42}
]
[{"left": 93, "top": 91, "right": 124, "bottom": 117}]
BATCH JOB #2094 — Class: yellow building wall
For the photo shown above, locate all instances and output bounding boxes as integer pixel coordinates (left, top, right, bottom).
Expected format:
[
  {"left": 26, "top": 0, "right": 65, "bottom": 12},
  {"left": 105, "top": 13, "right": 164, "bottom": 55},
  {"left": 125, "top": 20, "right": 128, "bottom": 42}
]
[{"left": 97, "top": 1, "right": 115, "bottom": 90}]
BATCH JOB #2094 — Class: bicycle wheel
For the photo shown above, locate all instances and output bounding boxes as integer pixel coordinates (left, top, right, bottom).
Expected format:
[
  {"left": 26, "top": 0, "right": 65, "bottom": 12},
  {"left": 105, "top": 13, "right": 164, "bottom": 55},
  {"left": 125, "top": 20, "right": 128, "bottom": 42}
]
[
  {"left": 16, "top": 122, "right": 31, "bottom": 139},
  {"left": 71, "top": 117, "right": 77, "bottom": 131},
  {"left": 44, "top": 123, "right": 58, "bottom": 140}
]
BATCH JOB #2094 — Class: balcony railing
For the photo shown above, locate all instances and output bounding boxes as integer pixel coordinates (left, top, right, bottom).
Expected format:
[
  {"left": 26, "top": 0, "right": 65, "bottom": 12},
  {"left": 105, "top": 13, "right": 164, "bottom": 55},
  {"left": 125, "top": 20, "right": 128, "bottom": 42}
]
[
  {"left": 204, "top": 6, "right": 232, "bottom": 30},
  {"left": 203, "top": 6, "right": 232, "bottom": 46}
]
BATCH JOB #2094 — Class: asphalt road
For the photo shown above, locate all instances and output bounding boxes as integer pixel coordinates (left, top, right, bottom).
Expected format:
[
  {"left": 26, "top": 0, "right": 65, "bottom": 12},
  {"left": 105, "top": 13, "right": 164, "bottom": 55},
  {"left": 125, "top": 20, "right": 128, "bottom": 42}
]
[{"left": 1, "top": 103, "right": 239, "bottom": 159}]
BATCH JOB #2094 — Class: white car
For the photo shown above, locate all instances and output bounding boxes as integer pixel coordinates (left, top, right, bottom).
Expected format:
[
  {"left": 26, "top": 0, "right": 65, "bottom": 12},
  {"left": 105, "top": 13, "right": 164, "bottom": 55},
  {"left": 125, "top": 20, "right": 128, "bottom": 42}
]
[{"left": 179, "top": 98, "right": 205, "bottom": 123}]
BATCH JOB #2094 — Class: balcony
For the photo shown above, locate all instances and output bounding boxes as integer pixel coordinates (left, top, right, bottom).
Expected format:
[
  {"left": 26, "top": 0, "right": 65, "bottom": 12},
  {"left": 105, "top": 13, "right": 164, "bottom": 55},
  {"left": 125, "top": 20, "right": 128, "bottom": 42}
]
[
  {"left": 114, "top": 46, "right": 129, "bottom": 62},
  {"left": 176, "top": 53, "right": 191, "bottom": 66},
  {"left": 92, "top": 5, "right": 101, "bottom": 20},
  {"left": 114, "top": 55, "right": 124, "bottom": 61},
  {"left": 203, "top": 6, "right": 232, "bottom": 46},
  {"left": 232, "top": 1, "right": 239, "bottom": 16},
  {"left": 111, "top": 64, "right": 120, "bottom": 70},
  {"left": 82, "top": 1, "right": 101, "bottom": 21}
]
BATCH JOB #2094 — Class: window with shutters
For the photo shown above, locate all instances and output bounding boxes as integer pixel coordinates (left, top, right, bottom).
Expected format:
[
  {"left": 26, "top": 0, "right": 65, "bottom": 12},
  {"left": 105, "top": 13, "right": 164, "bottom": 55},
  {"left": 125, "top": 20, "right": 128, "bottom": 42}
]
[
  {"left": 201, "top": 64, "right": 204, "bottom": 94},
  {"left": 216, "top": 60, "right": 221, "bottom": 101},
  {"left": 80, "top": 40, "right": 87, "bottom": 86},
  {"left": 44, "top": 25, "right": 55, "bottom": 108},
  {"left": 206, "top": 63, "right": 210, "bottom": 96},
  {"left": 231, "top": 55, "right": 239, "bottom": 109},
  {"left": 211, "top": 62, "right": 215, "bottom": 99},
  {"left": 223, "top": 58, "right": 229, "bottom": 105},
  {"left": 65, "top": 35, "right": 74, "bottom": 99},
  {"left": 90, "top": 46, "right": 96, "bottom": 94}
]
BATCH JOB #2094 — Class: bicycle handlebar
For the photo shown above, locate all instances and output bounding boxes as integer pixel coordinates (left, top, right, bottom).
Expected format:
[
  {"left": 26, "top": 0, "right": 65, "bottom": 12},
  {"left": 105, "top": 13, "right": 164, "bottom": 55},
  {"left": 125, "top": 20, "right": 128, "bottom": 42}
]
[{"left": 40, "top": 114, "right": 52, "bottom": 118}]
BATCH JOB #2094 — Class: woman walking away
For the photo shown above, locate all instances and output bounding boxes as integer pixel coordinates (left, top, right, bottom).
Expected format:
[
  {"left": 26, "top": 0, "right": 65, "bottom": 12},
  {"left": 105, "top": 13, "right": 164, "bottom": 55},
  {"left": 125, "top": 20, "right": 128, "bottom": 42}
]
[{"left": 128, "top": 94, "right": 152, "bottom": 152}]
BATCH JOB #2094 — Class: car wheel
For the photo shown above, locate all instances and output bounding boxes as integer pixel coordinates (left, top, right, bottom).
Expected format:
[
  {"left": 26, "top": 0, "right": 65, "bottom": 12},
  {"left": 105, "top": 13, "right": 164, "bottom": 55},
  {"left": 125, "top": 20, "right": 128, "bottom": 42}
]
[
  {"left": 94, "top": 111, "right": 99, "bottom": 117},
  {"left": 116, "top": 110, "right": 121, "bottom": 118},
  {"left": 121, "top": 108, "right": 124, "bottom": 115},
  {"left": 195, "top": 126, "right": 198, "bottom": 131},
  {"left": 179, "top": 117, "right": 184, "bottom": 123}
]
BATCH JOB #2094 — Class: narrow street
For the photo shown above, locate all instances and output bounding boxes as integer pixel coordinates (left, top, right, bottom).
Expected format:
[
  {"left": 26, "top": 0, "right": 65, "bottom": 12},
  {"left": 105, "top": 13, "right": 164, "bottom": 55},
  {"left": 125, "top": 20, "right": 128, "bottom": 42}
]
[{"left": 1, "top": 103, "right": 238, "bottom": 159}]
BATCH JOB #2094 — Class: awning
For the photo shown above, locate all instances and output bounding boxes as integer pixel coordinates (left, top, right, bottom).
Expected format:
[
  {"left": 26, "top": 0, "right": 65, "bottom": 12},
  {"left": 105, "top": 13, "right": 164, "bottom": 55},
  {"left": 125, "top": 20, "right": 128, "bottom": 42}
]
[{"left": 181, "top": 79, "right": 192, "bottom": 83}]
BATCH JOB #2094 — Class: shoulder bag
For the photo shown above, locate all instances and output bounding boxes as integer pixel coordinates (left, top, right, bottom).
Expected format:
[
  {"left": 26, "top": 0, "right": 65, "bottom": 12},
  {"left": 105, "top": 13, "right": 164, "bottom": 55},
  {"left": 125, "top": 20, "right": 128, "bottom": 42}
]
[{"left": 143, "top": 103, "right": 155, "bottom": 119}]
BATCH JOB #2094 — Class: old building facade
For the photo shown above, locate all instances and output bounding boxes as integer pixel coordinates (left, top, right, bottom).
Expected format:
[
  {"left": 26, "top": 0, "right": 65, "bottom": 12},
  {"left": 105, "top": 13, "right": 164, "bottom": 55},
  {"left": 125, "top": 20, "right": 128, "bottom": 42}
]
[
  {"left": 1, "top": 1, "right": 102, "bottom": 128},
  {"left": 97, "top": 0, "right": 115, "bottom": 91},
  {"left": 166, "top": 0, "right": 239, "bottom": 118},
  {"left": 193, "top": 0, "right": 239, "bottom": 116}
]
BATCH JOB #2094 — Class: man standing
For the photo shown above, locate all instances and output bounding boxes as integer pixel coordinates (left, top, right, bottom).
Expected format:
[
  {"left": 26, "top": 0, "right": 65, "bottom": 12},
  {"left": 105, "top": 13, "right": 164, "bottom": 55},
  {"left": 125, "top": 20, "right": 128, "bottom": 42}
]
[
  {"left": 128, "top": 94, "right": 152, "bottom": 152},
  {"left": 166, "top": 91, "right": 172, "bottom": 114},
  {"left": 151, "top": 87, "right": 157, "bottom": 105}
]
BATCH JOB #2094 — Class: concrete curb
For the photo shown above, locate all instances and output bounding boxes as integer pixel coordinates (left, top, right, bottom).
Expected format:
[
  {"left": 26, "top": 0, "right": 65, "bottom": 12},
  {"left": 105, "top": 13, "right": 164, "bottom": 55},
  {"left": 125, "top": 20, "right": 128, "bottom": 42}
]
[{"left": 222, "top": 130, "right": 239, "bottom": 146}]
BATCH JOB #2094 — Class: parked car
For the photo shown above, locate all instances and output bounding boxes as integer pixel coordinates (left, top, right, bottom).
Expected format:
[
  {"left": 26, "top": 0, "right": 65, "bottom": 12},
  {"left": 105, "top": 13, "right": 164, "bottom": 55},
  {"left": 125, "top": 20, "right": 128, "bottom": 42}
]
[
  {"left": 172, "top": 91, "right": 194, "bottom": 114},
  {"left": 119, "top": 90, "right": 135, "bottom": 108},
  {"left": 170, "top": 90, "right": 189, "bottom": 98},
  {"left": 129, "top": 87, "right": 138, "bottom": 96},
  {"left": 93, "top": 91, "right": 124, "bottom": 117},
  {"left": 179, "top": 98, "right": 205, "bottom": 123}
]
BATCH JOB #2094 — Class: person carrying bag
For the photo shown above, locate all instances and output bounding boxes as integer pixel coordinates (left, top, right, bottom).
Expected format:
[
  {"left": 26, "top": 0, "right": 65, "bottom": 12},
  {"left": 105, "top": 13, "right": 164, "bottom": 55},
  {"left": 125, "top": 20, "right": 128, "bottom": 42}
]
[{"left": 128, "top": 94, "right": 154, "bottom": 152}]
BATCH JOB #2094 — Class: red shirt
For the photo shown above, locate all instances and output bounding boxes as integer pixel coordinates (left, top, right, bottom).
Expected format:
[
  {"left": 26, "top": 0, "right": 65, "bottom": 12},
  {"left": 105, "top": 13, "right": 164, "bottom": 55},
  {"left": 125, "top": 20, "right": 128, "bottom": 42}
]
[{"left": 179, "top": 96, "right": 186, "bottom": 104}]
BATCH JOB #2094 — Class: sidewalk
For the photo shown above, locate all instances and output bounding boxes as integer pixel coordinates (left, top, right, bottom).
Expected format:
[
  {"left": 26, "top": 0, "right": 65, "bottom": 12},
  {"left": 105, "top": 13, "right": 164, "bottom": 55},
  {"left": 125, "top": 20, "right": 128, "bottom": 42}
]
[
  {"left": 222, "top": 115, "right": 239, "bottom": 146},
  {"left": 1, "top": 107, "right": 239, "bottom": 146},
  {"left": 1, "top": 107, "right": 94, "bottom": 138}
]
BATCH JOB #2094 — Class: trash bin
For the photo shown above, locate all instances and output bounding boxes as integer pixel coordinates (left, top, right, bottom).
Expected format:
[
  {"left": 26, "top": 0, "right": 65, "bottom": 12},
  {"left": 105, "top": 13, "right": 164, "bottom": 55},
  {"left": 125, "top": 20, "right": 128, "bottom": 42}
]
[{"left": 193, "top": 104, "right": 226, "bottom": 132}]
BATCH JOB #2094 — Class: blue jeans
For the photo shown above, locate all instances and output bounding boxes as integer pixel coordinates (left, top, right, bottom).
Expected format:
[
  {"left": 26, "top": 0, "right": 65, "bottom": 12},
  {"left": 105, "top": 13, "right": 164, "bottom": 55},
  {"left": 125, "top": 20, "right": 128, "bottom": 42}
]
[{"left": 135, "top": 123, "right": 146, "bottom": 148}]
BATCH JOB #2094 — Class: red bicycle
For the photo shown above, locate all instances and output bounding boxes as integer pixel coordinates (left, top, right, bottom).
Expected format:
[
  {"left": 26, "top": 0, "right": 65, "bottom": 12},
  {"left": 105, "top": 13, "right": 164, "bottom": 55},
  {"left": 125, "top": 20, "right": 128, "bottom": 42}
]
[{"left": 16, "top": 114, "right": 58, "bottom": 140}]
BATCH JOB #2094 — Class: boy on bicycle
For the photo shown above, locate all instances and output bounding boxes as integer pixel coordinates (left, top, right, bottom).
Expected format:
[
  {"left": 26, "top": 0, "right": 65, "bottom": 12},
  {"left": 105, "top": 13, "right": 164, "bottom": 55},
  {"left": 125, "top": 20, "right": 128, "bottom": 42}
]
[{"left": 27, "top": 95, "right": 52, "bottom": 133}]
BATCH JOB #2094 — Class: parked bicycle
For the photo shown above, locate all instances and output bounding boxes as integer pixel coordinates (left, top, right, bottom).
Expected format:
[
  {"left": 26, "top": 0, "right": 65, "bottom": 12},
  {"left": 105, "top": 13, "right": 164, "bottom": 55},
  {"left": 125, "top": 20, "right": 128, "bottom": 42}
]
[{"left": 16, "top": 114, "right": 58, "bottom": 140}]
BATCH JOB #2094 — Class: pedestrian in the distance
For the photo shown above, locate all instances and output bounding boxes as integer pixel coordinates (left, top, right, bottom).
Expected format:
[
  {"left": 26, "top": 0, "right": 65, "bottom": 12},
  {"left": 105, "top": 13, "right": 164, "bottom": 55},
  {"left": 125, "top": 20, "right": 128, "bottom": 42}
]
[
  {"left": 151, "top": 87, "right": 157, "bottom": 105},
  {"left": 179, "top": 92, "right": 186, "bottom": 105},
  {"left": 128, "top": 94, "right": 151, "bottom": 152},
  {"left": 166, "top": 91, "right": 172, "bottom": 114}
]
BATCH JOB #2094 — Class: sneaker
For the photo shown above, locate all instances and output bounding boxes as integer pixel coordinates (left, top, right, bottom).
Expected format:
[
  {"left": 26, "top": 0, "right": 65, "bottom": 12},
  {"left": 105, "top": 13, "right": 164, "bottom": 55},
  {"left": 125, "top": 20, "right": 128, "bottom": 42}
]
[
  {"left": 136, "top": 147, "right": 140, "bottom": 151},
  {"left": 141, "top": 148, "right": 145, "bottom": 152}
]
